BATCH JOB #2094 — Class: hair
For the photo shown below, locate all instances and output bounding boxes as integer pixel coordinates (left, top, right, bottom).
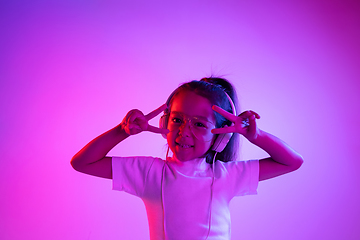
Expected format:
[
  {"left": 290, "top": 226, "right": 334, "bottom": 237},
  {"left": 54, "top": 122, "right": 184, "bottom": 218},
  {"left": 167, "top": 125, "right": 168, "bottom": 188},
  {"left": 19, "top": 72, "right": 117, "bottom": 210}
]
[{"left": 165, "top": 77, "right": 240, "bottom": 163}]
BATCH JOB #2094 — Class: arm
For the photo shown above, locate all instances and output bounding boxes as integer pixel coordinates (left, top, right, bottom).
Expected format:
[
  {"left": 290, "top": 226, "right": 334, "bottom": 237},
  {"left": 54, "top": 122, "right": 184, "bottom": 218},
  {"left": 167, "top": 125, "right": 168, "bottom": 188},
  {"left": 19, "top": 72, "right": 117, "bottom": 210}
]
[
  {"left": 70, "top": 104, "right": 169, "bottom": 179},
  {"left": 250, "top": 129, "right": 303, "bottom": 181},
  {"left": 70, "top": 124, "right": 129, "bottom": 179},
  {"left": 212, "top": 106, "right": 303, "bottom": 181}
]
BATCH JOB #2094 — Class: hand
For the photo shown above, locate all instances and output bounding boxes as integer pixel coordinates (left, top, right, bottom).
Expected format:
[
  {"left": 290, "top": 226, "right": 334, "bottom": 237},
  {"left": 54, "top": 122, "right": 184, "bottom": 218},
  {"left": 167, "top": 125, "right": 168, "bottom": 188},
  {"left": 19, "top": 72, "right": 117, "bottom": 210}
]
[
  {"left": 211, "top": 105, "right": 261, "bottom": 142},
  {"left": 121, "top": 104, "right": 170, "bottom": 136}
]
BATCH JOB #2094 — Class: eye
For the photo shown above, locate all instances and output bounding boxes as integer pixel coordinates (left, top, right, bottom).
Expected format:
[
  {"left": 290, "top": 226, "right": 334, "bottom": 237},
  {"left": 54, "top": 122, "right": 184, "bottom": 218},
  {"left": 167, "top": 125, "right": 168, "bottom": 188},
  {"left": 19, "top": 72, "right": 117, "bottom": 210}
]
[
  {"left": 171, "top": 117, "right": 183, "bottom": 124},
  {"left": 194, "top": 121, "right": 206, "bottom": 128}
]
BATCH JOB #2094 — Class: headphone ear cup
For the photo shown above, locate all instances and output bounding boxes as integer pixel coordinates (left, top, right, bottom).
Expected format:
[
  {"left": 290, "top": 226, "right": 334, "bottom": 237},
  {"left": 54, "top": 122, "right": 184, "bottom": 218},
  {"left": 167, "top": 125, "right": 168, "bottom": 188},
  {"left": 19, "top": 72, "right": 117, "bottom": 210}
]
[
  {"left": 212, "top": 132, "right": 232, "bottom": 152},
  {"left": 159, "top": 115, "right": 168, "bottom": 139}
]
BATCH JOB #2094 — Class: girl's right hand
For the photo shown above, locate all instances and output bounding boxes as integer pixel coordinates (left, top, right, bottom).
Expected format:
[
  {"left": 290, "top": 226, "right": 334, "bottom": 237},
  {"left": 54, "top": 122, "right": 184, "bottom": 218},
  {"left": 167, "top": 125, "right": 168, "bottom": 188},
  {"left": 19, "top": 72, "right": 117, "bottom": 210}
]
[
  {"left": 71, "top": 104, "right": 169, "bottom": 179},
  {"left": 121, "top": 104, "right": 170, "bottom": 136}
]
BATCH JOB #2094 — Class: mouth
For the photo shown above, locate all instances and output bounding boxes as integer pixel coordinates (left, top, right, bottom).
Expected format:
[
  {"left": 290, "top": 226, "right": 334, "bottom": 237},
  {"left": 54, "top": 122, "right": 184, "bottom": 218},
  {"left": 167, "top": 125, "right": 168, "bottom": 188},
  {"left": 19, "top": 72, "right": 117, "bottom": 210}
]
[{"left": 176, "top": 142, "right": 194, "bottom": 149}]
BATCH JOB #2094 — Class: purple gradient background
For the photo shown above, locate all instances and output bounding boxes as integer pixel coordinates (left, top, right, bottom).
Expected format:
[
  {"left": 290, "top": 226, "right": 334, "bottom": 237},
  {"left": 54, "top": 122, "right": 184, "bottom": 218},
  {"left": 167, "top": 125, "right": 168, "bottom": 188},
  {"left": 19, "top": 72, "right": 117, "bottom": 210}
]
[{"left": 1, "top": 0, "right": 359, "bottom": 239}]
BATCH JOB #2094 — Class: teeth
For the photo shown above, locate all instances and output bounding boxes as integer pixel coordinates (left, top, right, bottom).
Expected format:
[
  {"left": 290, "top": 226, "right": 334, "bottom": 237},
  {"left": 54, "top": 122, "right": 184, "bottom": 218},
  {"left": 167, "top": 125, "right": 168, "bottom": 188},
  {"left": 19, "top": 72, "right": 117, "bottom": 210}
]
[{"left": 178, "top": 143, "right": 192, "bottom": 148}]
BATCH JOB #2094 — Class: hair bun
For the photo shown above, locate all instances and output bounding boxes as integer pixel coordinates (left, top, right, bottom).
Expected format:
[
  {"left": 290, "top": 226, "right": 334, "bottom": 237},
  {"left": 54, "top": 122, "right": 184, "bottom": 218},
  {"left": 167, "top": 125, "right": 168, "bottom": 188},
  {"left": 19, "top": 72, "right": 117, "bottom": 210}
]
[{"left": 200, "top": 77, "right": 233, "bottom": 97}]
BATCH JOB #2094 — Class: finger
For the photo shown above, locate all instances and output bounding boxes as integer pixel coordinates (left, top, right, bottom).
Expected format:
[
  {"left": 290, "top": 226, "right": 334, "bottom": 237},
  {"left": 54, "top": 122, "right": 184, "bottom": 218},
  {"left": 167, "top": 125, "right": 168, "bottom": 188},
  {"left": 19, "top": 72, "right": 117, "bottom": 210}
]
[
  {"left": 128, "top": 123, "right": 142, "bottom": 132},
  {"left": 239, "top": 110, "right": 260, "bottom": 119},
  {"left": 247, "top": 114, "right": 257, "bottom": 134},
  {"left": 129, "top": 110, "right": 144, "bottom": 123},
  {"left": 212, "top": 105, "right": 237, "bottom": 122},
  {"left": 238, "top": 110, "right": 253, "bottom": 118},
  {"left": 145, "top": 104, "right": 167, "bottom": 121},
  {"left": 147, "top": 125, "right": 170, "bottom": 134},
  {"left": 127, "top": 123, "right": 143, "bottom": 135},
  {"left": 134, "top": 117, "right": 148, "bottom": 130},
  {"left": 211, "top": 125, "right": 237, "bottom": 134},
  {"left": 249, "top": 110, "right": 260, "bottom": 119}
]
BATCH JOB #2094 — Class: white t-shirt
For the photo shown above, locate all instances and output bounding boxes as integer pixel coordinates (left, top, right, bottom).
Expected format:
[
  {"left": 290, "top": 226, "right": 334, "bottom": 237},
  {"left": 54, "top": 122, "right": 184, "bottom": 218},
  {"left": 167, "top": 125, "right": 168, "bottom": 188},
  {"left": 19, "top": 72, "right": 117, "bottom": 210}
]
[{"left": 112, "top": 156, "right": 259, "bottom": 240}]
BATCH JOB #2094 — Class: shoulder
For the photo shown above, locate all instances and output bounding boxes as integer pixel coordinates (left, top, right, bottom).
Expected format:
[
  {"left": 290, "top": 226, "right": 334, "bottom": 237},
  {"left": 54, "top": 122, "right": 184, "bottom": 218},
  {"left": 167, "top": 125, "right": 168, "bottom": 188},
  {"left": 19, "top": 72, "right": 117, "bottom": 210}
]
[
  {"left": 215, "top": 160, "right": 259, "bottom": 196},
  {"left": 112, "top": 156, "right": 164, "bottom": 162},
  {"left": 214, "top": 159, "right": 259, "bottom": 180},
  {"left": 112, "top": 156, "right": 165, "bottom": 171},
  {"left": 216, "top": 159, "right": 259, "bottom": 171},
  {"left": 112, "top": 156, "right": 165, "bottom": 192}
]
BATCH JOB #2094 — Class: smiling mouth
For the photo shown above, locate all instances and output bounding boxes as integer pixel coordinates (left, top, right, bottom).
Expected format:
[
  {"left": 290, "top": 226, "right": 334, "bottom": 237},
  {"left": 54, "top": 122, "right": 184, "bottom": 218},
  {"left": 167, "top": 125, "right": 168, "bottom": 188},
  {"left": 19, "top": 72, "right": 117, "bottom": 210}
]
[{"left": 176, "top": 142, "right": 194, "bottom": 149}]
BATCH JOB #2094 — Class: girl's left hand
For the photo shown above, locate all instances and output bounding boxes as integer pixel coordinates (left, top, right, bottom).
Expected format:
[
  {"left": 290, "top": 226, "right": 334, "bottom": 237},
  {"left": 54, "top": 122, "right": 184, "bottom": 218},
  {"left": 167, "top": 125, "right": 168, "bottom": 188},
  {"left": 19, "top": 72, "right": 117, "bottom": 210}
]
[{"left": 211, "top": 105, "right": 261, "bottom": 142}]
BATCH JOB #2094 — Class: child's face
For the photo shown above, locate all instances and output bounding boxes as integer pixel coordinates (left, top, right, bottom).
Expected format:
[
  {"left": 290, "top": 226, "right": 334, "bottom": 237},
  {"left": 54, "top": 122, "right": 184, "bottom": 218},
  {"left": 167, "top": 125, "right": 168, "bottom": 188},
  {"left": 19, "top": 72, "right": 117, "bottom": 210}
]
[{"left": 167, "top": 90, "right": 216, "bottom": 162}]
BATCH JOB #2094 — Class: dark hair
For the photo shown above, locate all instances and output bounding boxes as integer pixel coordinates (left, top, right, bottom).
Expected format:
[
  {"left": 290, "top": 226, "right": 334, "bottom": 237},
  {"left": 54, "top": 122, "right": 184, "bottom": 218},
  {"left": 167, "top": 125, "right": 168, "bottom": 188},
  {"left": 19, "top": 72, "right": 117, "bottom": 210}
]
[{"left": 165, "top": 77, "right": 240, "bottom": 163}]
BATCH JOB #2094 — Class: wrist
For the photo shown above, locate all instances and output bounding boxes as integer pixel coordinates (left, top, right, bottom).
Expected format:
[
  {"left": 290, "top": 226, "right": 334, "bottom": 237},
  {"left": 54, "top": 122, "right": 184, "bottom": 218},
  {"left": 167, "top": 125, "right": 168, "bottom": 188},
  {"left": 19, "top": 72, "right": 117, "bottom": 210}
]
[
  {"left": 115, "top": 123, "right": 130, "bottom": 138},
  {"left": 248, "top": 129, "right": 264, "bottom": 145}
]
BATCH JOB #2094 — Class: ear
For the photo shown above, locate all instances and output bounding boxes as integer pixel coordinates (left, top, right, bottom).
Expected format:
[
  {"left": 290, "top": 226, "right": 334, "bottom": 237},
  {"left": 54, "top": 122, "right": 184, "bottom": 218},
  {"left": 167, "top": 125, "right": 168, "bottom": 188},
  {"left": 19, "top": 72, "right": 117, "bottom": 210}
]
[
  {"left": 159, "top": 114, "right": 168, "bottom": 139},
  {"left": 211, "top": 132, "right": 232, "bottom": 152}
]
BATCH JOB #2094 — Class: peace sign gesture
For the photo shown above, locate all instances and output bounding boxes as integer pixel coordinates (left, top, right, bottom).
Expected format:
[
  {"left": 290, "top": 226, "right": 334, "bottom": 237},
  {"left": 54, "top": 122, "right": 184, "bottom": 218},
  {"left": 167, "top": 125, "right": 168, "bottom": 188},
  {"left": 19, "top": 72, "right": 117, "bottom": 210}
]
[
  {"left": 211, "top": 105, "right": 261, "bottom": 142},
  {"left": 121, "top": 104, "right": 169, "bottom": 136}
]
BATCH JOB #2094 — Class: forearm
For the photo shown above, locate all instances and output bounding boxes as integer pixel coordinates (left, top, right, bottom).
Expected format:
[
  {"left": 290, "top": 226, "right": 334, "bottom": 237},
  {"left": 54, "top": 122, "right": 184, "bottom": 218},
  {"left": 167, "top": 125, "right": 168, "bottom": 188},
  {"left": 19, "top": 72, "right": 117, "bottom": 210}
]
[
  {"left": 71, "top": 123, "right": 129, "bottom": 169},
  {"left": 210, "top": 107, "right": 303, "bottom": 180},
  {"left": 251, "top": 129, "right": 303, "bottom": 169}
]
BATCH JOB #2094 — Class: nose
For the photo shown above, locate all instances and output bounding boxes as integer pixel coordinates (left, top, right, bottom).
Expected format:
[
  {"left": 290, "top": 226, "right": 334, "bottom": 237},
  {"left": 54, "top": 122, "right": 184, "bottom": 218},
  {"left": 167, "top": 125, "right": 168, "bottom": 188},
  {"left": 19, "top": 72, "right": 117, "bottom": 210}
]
[{"left": 178, "top": 120, "right": 192, "bottom": 137}]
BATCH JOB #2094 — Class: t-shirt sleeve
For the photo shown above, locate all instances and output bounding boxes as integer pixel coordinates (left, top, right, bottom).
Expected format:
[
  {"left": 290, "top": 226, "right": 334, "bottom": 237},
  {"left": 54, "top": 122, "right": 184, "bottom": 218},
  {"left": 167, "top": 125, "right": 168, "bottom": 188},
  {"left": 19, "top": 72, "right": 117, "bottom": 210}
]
[
  {"left": 112, "top": 156, "right": 155, "bottom": 197},
  {"left": 228, "top": 160, "right": 259, "bottom": 196}
]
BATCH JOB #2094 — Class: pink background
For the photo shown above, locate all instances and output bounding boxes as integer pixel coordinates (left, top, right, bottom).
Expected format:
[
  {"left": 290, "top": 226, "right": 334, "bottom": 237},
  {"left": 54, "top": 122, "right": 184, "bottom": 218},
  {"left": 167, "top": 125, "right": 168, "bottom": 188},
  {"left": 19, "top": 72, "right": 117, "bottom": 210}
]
[{"left": 1, "top": 0, "right": 359, "bottom": 239}]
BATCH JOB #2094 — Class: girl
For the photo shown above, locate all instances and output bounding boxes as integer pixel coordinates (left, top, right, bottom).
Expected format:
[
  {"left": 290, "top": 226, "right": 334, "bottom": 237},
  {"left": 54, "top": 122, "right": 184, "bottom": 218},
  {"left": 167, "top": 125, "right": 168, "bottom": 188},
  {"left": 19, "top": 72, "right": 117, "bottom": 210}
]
[{"left": 71, "top": 77, "right": 303, "bottom": 240}]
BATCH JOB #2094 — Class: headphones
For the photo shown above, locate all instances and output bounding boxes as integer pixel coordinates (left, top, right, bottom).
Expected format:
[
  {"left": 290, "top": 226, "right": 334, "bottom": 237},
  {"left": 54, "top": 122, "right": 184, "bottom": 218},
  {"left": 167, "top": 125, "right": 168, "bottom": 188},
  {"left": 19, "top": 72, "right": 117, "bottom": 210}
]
[{"left": 159, "top": 84, "right": 236, "bottom": 153}]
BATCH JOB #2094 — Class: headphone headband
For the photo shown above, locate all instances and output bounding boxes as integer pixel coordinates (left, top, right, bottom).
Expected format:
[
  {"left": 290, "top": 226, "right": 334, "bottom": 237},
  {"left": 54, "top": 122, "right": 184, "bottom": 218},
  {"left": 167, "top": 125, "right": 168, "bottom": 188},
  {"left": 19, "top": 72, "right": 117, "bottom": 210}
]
[
  {"left": 164, "top": 81, "right": 236, "bottom": 115},
  {"left": 220, "top": 89, "right": 236, "bottom": 116}
]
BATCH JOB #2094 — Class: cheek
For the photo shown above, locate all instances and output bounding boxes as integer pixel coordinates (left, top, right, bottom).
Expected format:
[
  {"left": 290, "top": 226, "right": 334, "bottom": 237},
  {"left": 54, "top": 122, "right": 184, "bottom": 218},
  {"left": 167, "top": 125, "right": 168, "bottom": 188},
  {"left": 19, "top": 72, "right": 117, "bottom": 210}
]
[
  {"left": 205, "top": 136, "right": 216, "bottom": 149},
  {"left": 166, "top": 131, "right": 176, "bottom": 145},
  {"left": 195, "top": 139, "right": 213, "bottom": 152},
  {"left": 202, "top": 136, "right": 217, "bottom": 153}
]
